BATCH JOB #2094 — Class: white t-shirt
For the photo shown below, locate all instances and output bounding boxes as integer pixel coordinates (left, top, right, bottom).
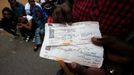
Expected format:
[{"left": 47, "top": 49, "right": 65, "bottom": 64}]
[
  {"left": 25, "top": 2, "right": 41, "bottom": 15},
  {"left": 40, "top": 0, "right": 46, "bottom": 3},
  {"left": 23, "top": 15, "right": 32, "bottom": 22}
]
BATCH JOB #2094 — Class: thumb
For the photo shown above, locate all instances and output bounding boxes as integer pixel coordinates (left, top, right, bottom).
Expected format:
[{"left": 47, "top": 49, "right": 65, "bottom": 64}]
[
  {"left": 58, "top": 60, "right": 74, "bottom": 75},
  {"left": 91, "top": 36, "right": 116, "bottom": 46},
  {"left": 91, "top": 37, "right": 104, "bottom": 46}
]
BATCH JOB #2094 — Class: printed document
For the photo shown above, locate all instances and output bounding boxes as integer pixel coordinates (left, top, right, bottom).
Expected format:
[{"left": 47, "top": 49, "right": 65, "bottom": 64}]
[{"left": 40, "top": 21, "right": 104, "bottom": 68}]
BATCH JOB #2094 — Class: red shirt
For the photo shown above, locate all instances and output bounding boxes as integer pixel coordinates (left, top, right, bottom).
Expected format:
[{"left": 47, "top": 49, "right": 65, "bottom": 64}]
[{"left": 72, "top": 0, "right": 134, "bottom": 38}]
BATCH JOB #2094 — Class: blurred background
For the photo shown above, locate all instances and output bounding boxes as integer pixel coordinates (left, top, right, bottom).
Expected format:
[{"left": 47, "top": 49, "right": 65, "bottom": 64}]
[
  {"left": 0, "top": 0, "right": 39, "bottom": 19},
  {"left": 0, "top": 0, "right": 60, "bottom": 75}
]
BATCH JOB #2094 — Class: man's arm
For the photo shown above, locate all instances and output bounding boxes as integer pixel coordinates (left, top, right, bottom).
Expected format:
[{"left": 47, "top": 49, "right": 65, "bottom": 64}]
[
  {"left": 91, "top": 36, "right": 134, "bottom": 64},
  {"left": 58, "top": 61, "right": 109, "bottom": 75},
  {"left": 52, "top": 0, "right": 73, "bottom": 23}
]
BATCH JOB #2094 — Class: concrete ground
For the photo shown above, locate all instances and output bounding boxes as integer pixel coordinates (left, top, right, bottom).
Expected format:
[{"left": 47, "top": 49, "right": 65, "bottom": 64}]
[{"left": 0, "top": 29, "right": 60, "bottom": 75}]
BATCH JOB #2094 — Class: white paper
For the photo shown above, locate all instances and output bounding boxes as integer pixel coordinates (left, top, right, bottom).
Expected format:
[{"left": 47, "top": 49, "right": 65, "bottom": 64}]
[{"left": 40, "top": 21, "right": 104, "bottom": 68}]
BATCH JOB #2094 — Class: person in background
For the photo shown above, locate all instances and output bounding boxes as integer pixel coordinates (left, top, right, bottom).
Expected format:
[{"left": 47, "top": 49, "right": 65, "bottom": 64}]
[
  {"left": 25, "top": 0, "right": 41, "bottom": 16},
  {"left": 55, "top": 0, "right": 65, "bottom": 4},
  {"left": 1, "top": 7, "right": 18, "bottom": 37},
  {"left": 39, "top": 0, "right": 46, "bottom": 3},
  {"left": 8, "top": 0, "right": 26, "bottom": 17},
  {"left": 53, "top": 0, "right": 134, "bottom": 75},
  {"left": 41, "top": 0, "right": 56, "bottom": 16},
  {"left": 41, "top": 0, "right": 56, "bottom": 23},
  {"left": 32, "top": 5, "right": 48, "bottom": 51},
  {"left": 17, "top": 15, "right": 35, "bottom": 42}
]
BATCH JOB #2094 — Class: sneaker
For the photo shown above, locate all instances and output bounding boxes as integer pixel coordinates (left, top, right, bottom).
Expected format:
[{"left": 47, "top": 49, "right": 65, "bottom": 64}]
[{"left": 25, "top": 36, "right": 30, "bottom": 42}]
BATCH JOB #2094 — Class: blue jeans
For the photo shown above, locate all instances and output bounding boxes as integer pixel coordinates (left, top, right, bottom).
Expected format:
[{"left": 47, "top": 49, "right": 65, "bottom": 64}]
[{"left": 34, "top": 27, "right": 45, "bottom": 45}]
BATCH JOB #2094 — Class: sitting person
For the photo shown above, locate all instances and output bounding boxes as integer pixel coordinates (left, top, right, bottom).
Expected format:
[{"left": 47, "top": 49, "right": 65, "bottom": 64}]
[
  {"left": 32, "top": 5, "right": 48, "bottom": 51},
  {"left": 41, "top": 0, "right": 56, "bottom": 16},
  {"left": 1, "top": 7, "right": 18, "bottom": 37},
  {"left": 38, "top": 0, "right": 46, "bottom": 3},
  {"left": 41, "top": 0, "right": 56, "bottom": 23},
  {"left": 25, "top": 0, "right": 41, "bottom": 16},
  {"left": 8, "top": 0, "right": 26, "bottom": 17},
  {"left": 17, "top": 15, "right": 35, "bottom": 42}
]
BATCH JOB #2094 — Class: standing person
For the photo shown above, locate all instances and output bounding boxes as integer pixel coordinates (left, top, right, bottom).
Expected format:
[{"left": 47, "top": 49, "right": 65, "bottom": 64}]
[
  {"left": 25, "top": 0, "right": 41, "bottom": 16},
  {"left": 8, "top": 0, "right": 26, "bottom": 17},
  {"left": 32, "top": 5, "right": 48, "bottom": 51},
  {"left": 1, "top": 7, "right": 18, "bottom": 37},
  {"left": 53, "top": 0, "right": 134, "bottom": 75}
]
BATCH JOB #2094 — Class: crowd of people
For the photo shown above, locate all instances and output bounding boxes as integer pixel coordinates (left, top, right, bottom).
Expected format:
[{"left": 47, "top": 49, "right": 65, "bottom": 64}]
[
  {"left": 0, "top": 0, "right": 134, "bottom": 75},
  {"left": 0, "top": 0, "right": 63, "bottom": 51}
]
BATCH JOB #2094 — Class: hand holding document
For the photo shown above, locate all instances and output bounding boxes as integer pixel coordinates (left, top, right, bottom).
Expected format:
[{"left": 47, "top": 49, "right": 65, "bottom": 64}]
[{"left": 40, "top": 21, "right": 104, "bottom": 68}]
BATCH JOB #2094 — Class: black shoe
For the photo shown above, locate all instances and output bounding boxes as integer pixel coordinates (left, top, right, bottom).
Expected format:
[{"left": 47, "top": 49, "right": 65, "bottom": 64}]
[
  {"left": 34, "top": 48, "right": 38, "bottom": 52},
  {"left": 33, "top": 45, "right": 41, "bottom": 52},
  {"left": 33, "top": 46, "right": 38, "bottom": 52}
]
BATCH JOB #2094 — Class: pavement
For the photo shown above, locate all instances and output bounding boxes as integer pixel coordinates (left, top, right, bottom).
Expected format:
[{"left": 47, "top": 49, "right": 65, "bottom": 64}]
[{"left": 0, "top": 29, "right": 60, "bottom": 75}]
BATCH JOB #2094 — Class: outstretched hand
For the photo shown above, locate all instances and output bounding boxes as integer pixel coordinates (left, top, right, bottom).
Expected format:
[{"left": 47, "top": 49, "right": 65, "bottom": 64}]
[
  {"left": 58, "top": 60, "right": 75, "bottom": 75},
  {"left": 91, "top": 36, "right": 134, "bottom": 64},
  {"left": 91, "top": 36, "right": 134, "bottom": 53},
  {"left": 58, "top": 60, "right": 109, "bottom": 75}
]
